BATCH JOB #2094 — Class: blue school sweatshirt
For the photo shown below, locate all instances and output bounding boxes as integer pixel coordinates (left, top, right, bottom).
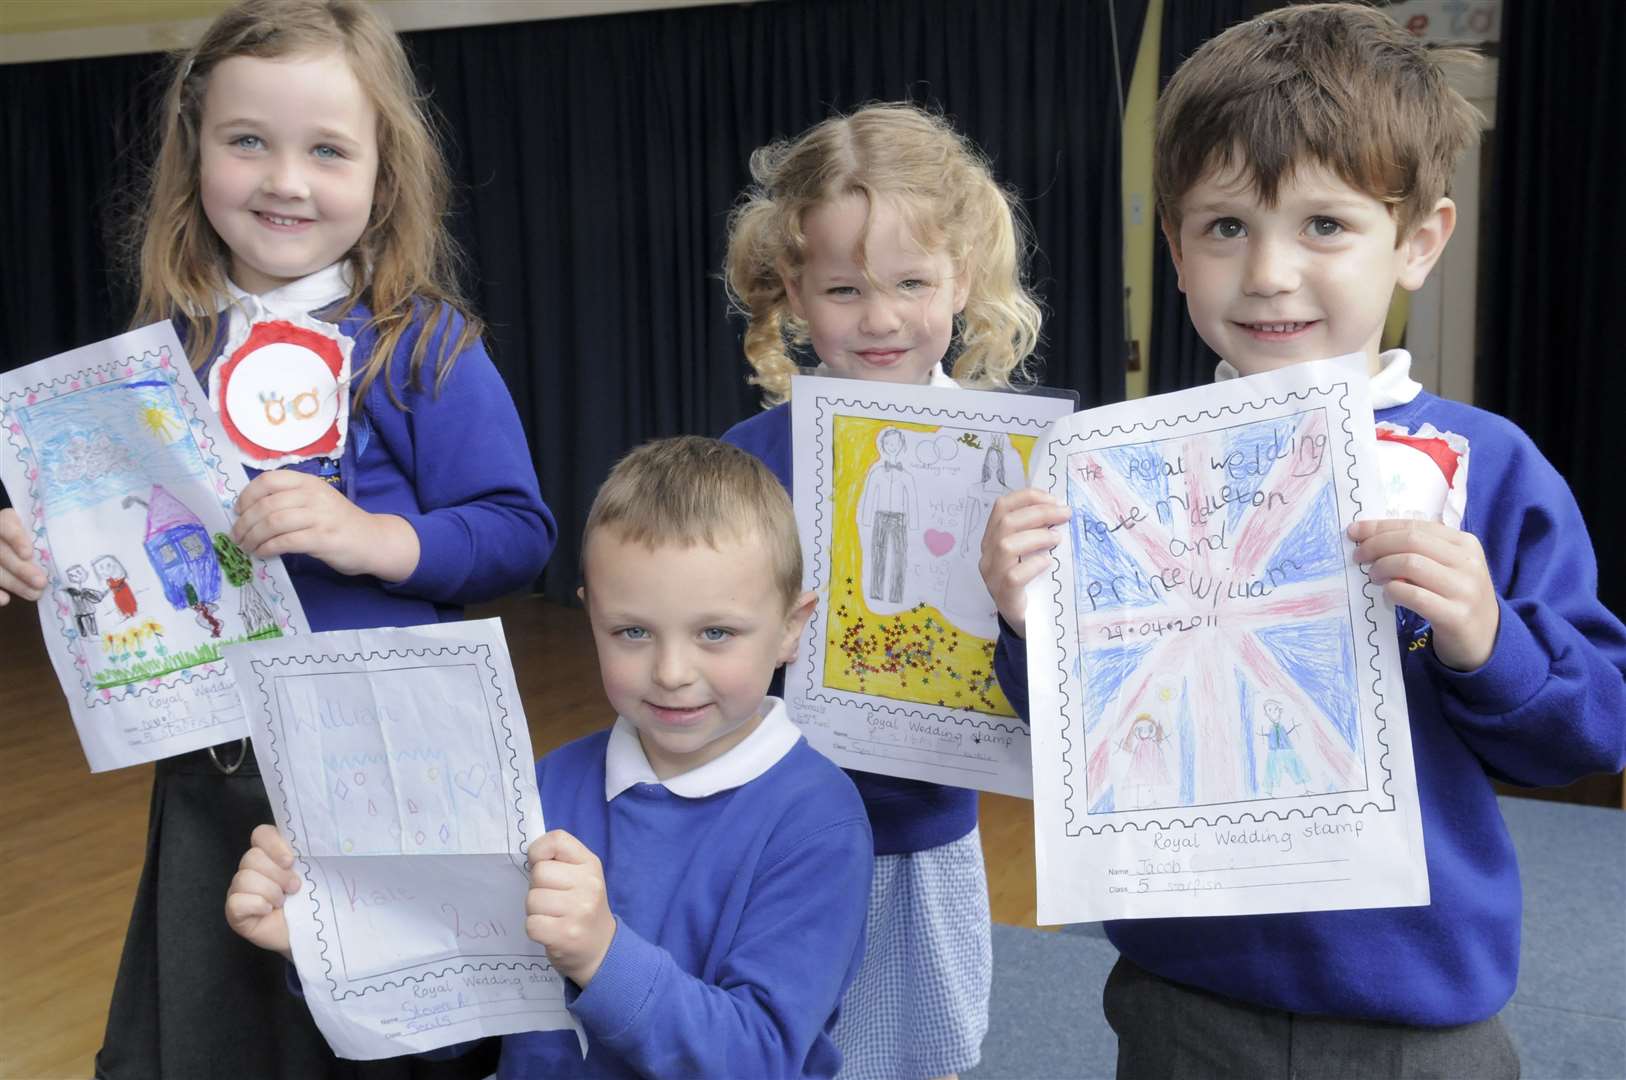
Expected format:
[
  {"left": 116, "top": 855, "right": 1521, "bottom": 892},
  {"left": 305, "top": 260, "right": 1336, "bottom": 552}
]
[
  {"left": 197, "top": 300, "right": 556, "bottom": 631},
  {"left": 994, "top": 383, "right": 1626, "bottom": 1025},
  {"left": 497, "top": 703, "right": 872, "bottom": 1077},
  {"left": 723, "top": 402, "right": 981, "bottom": 855}
]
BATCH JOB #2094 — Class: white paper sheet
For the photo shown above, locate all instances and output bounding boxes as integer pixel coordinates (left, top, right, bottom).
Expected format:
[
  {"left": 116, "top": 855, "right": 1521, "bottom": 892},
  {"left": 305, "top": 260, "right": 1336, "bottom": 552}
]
[
  {"left": 1025, "top": 360, "right": 1427, "bottom": 922},
  {"left": 788, "top": 375, "right": 1075, "bottom": 797},
  {"left": 0, "top": 323, "right": 308, "bottom": 771},
  {"left": 225, "top": 619, "right": 575, "bottom": 1059}
]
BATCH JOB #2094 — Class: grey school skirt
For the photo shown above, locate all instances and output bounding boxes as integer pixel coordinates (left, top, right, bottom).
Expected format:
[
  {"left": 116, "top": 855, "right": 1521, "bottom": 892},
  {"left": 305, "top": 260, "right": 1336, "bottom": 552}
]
[{"left": 95, "top": 739, "right": 500, "bottom": 1080}]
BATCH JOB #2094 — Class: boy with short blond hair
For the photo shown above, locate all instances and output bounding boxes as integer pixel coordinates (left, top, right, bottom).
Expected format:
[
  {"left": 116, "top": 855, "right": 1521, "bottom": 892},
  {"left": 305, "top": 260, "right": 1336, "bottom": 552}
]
[
  {"left": 229, "top": 436, "right": 873, "bottom": 1078},
  {"left": 981, "top": 5, "right": 1626, "bottom": 1076}
]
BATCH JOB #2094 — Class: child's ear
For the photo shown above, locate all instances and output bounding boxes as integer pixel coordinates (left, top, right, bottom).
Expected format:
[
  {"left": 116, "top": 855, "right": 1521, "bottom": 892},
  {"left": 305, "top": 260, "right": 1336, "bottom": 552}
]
[
  {"left": 1160, "top": 216, "right": 1187, "bottom": 293},
  {"left": 776, "top": 590, "right": 817, "bottom": 666},
  {"left": 1396, "top": 197, "right": 1457, "bottom": 292},
  {"left": 779, "top": 261, "right": 808, "bottom": 320},
  {"left": 952, "top": 263, "right": 972, "bottom": 314},
  {"left": 576, "top": 585, "right": 586, "bottom": 606}
]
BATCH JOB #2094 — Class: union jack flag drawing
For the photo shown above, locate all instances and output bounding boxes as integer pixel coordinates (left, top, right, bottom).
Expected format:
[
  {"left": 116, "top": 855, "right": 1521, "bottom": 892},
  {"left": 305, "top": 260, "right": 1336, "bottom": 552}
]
[{"left": 1060, "top": 406, "right": 1376, "bottom": 818}]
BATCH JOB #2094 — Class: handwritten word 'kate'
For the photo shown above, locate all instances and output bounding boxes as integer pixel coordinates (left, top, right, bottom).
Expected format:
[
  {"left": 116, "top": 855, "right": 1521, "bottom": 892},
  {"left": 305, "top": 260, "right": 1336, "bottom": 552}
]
[{"left": 341, "top": 870, "right": 415, "bottom": 912}]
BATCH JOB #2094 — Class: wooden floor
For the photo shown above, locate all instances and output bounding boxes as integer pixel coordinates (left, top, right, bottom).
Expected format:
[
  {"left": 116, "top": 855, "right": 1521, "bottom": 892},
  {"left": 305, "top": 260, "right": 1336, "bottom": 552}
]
[{"left": 0, "top": 593, "right": 1043, "bottom": 1079}]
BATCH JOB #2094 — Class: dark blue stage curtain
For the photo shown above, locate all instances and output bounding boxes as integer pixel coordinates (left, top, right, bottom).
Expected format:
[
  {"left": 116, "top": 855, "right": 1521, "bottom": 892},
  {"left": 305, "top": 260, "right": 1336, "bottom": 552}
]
[
  {"left": 1146, "top": 0, "right": 1251, "bottom": 395},
  {"left": 1480, "top": 0, "right": 1626, "bottom": 620},
  {"left": 1, "top": 0, "right": 1142, "bottom": 601}
]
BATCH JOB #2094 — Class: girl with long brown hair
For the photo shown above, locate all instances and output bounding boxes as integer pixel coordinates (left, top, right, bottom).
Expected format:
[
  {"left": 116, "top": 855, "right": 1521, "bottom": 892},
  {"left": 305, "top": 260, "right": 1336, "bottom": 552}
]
[{"left": 0, "top": 2, "right": 553, "bottom": 1075}]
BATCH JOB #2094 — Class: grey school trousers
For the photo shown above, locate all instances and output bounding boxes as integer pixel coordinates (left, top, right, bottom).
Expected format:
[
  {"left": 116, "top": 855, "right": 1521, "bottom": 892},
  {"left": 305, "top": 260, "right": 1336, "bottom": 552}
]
[{"left": 1103, "top": 955, "right": 1520, "bottom": 1080}]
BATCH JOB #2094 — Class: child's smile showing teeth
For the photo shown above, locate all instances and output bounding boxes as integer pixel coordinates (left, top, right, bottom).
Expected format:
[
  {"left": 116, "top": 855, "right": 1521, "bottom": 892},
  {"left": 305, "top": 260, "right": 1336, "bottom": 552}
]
[
  {"left": 254, "top": 211, "right": 312, "bottom": 230},
  {"left": 1237, "top": 319, "right": 1318, "bottom": 340}
]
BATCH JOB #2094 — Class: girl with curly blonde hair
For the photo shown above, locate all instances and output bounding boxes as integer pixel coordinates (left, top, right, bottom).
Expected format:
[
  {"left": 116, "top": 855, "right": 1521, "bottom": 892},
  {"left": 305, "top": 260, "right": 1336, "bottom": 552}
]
[
  {"left": 724, "top": 102, "right": 1041, "bottom": 407},
  {"left": 722, "top": 103, "right": 1042, "bottom": 1080}
]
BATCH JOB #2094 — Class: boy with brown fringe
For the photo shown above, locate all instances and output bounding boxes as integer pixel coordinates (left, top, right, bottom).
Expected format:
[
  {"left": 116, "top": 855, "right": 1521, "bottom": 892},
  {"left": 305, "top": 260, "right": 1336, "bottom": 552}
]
[{"left": 980, "top": 5, "right": 1626, "bottom": 1077}]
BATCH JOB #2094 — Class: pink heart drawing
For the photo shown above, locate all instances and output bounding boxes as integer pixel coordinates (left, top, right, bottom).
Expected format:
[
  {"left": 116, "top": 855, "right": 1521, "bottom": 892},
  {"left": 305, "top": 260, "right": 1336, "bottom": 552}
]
[{"left": 923, "top": 529, "right": 956, "bottom": 557}]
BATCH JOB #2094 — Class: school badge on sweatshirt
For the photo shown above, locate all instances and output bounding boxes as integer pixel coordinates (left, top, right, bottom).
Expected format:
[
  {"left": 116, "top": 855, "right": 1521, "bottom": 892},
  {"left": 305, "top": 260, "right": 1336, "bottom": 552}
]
[{"left": 210, "top": 311, "right": 353, "bottom": 468}]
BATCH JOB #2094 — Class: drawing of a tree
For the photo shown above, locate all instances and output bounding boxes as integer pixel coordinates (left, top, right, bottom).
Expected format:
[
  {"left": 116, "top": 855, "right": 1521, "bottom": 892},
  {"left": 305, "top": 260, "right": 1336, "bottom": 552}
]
[{"left": 214, "top": 532, "right": 277, "bottom": 636}]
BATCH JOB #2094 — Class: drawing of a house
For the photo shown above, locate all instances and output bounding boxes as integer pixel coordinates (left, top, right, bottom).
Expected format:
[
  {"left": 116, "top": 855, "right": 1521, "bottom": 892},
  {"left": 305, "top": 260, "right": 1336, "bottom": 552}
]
[{"left": 130, "top": 485, "right": 222, "bottom": 610}]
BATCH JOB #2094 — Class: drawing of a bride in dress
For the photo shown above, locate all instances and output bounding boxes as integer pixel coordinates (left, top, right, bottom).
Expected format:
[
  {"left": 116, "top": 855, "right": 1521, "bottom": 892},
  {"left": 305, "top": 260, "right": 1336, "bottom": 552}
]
[
  {"left": 941, "top": 435, "right": 1015, "bottom": 624},
  {"left": 1117, "top": 711, "right": 1174, "bottom": 809}
]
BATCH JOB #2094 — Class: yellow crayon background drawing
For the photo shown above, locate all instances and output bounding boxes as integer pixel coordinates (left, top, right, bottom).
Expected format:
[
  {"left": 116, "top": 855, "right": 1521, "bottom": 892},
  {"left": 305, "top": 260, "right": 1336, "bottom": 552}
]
[{"left": 823, "top": 416, "right": 1036, "bottom": 717}]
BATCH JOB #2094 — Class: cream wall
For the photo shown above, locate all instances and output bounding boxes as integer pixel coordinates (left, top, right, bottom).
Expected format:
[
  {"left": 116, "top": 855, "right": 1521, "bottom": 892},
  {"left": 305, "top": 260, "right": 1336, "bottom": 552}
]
[
  {"left": 0, "top": 0, "right": 746, "bottom": 63},
  {"left": 1120, "top": 0, "right": 1161, "bottom": 400},
  {"left": 3, "top": 0, "right": 232, "bottom": 33}
]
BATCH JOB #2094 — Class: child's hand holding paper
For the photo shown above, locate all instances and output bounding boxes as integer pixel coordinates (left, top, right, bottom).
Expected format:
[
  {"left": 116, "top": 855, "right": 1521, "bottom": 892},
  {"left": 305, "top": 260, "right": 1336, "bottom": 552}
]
[
  {"left": 525, "top": 830, "right": 617, "bottom": 987},
  {"left": 225, "top": 824, "right": 302, "bottom": 960},
  {"left": 0, "top": 507, "right": 45, "bottom": 604}
]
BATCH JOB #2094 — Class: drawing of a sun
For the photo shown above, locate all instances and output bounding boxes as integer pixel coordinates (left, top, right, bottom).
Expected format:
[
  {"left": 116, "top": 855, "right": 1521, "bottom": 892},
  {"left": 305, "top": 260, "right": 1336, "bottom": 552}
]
[{"left": 140, "top": 403, "right": 180, "bottom": 441}]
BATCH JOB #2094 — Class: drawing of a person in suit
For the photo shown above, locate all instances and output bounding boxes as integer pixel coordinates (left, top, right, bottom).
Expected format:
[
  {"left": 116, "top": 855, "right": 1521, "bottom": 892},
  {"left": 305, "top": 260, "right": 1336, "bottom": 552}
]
[
  {"left": 64, "top": 563, "right": 105, "bottom": 637},
  {"left": 858, "top": 427, "right": 919, "bottom": 604},
  {"left": 1260, "top": 699, "right": 1311, "bottom": 796}
]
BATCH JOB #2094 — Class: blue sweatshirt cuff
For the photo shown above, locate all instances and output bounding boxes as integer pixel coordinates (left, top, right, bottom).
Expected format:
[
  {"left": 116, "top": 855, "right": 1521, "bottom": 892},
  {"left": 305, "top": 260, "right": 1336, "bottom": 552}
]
[
  {"left": 388, "top": 509, "right": 469, "bottom": 601},
  {"left": 994, "top": 614, "right": 1031, "bottom": 720},
  {"left": 997, "top": 614, "right": 1028, "bottom": 662},
  {"left": 568, "top": 918, "right": 665, "bottom": 1043},
  {"left": 1428, "top": 595, "right": 1548, "bottom": 713}
]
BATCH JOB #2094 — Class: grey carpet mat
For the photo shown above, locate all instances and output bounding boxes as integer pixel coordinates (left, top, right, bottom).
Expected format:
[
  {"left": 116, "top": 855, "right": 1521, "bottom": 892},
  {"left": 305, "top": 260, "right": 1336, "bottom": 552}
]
[{"left": 969, "top": 796, "right": 1625, "bottom": 1079}]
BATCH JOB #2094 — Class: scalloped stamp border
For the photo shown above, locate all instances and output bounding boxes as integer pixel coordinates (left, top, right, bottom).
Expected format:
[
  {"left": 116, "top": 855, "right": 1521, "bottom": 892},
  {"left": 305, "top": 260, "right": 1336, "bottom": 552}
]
[
  {"left": 794, "top": 393, "right": 1050, "bottom": 734},
  {"left": 245, "top": 642, "right": 543, "bottom": 997},
  {"left": 1038, "top": 383, "right": 1396, "bottom": 836},
  {"left": 0, "top": 344, "right": 300, "bottom": 712}
]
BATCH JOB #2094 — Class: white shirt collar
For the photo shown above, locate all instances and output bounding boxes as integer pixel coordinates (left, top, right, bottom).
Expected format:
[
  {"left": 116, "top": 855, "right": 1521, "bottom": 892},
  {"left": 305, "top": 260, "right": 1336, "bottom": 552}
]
[
  {"left": 810, "top": 362, "right": 961, "bottom": 389},
  {"left": 219, "top": 261, "right": 354, "bottom": 342},
  {"left": 1366, "top": 349, "right": 1424, "bottom": 408},
  {"left": 1212, "top": 349, "right": 1421, "bottom": 410},
  {"left": 603, "top": 697, "right": 802, "bottom": 801}
]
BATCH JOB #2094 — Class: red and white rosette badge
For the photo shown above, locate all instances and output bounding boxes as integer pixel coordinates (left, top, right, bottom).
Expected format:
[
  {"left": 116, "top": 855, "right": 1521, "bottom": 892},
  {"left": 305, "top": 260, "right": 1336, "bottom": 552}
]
[
  {"left": 210, "top": 312, "right": 354, "bottom": 468},
  {"left": 1374, "top": 421, "right": 1470, "bottom": 528}
]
